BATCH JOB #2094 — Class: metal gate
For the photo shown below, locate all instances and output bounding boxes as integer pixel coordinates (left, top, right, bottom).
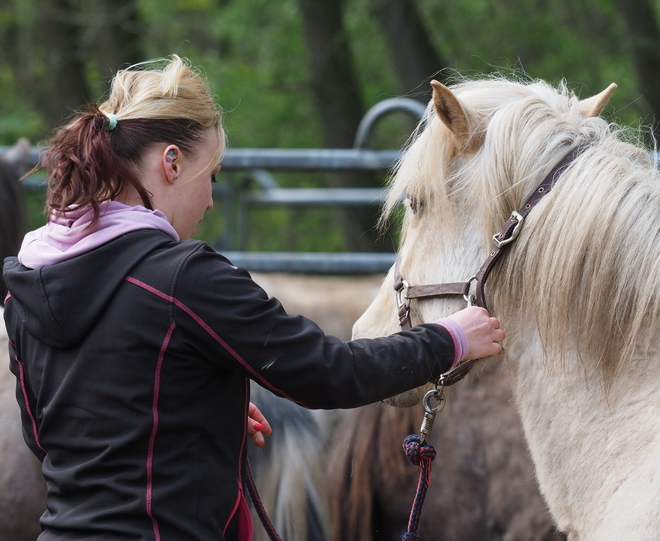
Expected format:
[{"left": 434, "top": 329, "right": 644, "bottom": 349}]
[{"left": 2, "top": 97, "right": 426, "bottom": 274}]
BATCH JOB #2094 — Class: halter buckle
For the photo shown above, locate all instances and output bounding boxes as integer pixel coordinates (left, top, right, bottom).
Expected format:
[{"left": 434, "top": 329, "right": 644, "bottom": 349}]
[
  {"left": 396, "top": 279, "right": 411, "bottom": 309},
  {"left": 492, "top": 211, "right": 524, "bottom": 248},
  {"left": 464, "top": 275, "right": 477, "bottom": 307}
]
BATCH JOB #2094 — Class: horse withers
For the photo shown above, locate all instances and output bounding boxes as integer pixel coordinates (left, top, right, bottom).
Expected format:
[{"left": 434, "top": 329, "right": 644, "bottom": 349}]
[{"left": 353, "top": 76, "right": 660, "bottom": 540}]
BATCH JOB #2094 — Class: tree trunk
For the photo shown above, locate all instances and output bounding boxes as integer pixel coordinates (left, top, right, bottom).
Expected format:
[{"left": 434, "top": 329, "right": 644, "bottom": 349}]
[
  {"left": 90, "top": 0, "right": 143, "bottom": 94},
  {"left": 616, "top": 0, "right": 660, "bottom": 139},
  {"left": 38, "top": 0, "right": 91, "bottom": 126},
  {"left": 297, "top": 0, "right": 364, "bottom": 150},
  {"left": 369, "top": 0, "right": 449, "bottom": 99},
  {"left": 2, "top": 2, "right": 47, "bottom": 122},
  {"left": 297, "top": 0, "right": 388, "bottom": 252}
]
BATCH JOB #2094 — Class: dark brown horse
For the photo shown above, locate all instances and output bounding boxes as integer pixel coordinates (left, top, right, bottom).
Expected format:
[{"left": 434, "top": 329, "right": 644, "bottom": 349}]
[
  {"left": 0, "top": 138, "right": 30, "bottom": 303},
  {"left": 0, "top": 138, "right": 46, "bottom": 541}
]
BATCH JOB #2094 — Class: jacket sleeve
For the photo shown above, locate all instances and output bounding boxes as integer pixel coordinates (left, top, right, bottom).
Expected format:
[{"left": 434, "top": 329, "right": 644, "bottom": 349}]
[{"left": 172, "top": 244, "right": 455, "bottom": 409}]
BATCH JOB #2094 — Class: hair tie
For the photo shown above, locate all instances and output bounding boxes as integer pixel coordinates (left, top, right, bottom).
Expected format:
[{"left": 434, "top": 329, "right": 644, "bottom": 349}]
[{"left": 102, "top": 111, "right": 118, "bottom": 131}]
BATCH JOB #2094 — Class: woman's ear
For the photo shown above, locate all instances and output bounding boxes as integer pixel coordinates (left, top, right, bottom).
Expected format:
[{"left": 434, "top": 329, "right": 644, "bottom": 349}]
[{"left": 162, "top": 145, "right": 180, "bottom": 183}]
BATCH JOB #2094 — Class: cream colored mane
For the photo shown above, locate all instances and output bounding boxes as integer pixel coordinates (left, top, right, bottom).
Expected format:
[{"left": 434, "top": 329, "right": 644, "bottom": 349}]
[{"left": 385, "top": 77, "right": 660, "bottom": 381}]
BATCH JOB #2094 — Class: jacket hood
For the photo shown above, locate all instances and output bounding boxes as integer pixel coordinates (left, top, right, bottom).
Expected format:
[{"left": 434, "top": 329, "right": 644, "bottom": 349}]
[
  {"left": 18, "top": 202, "right": 178, "bottom": 270},
  {"left": 3, "top": 230, "right": 173, "bottom": 348}
]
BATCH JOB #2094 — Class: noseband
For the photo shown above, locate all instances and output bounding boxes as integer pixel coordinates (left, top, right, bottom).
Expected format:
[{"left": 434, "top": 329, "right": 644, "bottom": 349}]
[{"left": 394, "top": 143, "right": 590, "bottom": 385}]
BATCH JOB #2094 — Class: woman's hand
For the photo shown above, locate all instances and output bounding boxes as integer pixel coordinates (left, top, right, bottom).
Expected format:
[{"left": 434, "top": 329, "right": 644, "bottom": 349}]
[
  {"left": 448, "top": 306, "right": 505, "bottom": 360},
  {"left": 247, "top": 402, "right": 273, "bottom": 448}
]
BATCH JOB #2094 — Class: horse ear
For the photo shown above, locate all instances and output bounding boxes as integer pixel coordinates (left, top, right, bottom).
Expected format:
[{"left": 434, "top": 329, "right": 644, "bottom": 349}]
[
  {"left": 579, "top": 83, "right": 617, "bottom": 117},
  {"left": 430, "top": 80, "right": 480, "bottom": 149}
]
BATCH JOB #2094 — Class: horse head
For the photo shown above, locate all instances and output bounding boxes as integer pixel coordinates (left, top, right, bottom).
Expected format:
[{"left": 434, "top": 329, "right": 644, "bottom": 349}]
[{"left": 354, "top": 76, "right": 622, "bottom": 407}]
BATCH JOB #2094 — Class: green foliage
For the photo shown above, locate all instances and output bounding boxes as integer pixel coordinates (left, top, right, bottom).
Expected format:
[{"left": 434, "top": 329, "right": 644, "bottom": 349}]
[
  {"left": 344, "top": 1, "right": 400, "bottom": 103},
  {"left": 140, "top": 0, "right": 320, "bottom": 149},
  {"left": 417, "top": 0, "right": 639, "bottom": 126},
  {"left": 1, "top": 0, "right": 658, "bottom": 251}
]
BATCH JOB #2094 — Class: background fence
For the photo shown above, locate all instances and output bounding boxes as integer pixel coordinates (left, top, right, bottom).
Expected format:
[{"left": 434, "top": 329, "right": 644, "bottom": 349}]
[{"left": 1, "top": 98, "right": 426, "bottom": 274}]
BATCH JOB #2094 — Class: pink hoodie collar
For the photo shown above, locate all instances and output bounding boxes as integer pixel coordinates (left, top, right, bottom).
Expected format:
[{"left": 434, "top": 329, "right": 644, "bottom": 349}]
[{"left": 18, "top": 201, "right": 179, "bottom": 270}]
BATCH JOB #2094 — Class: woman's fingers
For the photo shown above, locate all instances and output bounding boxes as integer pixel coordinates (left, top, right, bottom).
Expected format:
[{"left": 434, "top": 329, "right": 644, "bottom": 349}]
[
  {"left": 448, "top": 306, "right": 505, "bottom": 360},
  {"left": 247, "top": 402, "right": 273, "bottom": 447}
]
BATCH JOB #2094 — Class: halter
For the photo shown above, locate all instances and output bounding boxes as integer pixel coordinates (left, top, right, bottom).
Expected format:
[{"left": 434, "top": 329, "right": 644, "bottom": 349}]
[{"left": 394, "top": 143, "right": 590, "bottom": 386}]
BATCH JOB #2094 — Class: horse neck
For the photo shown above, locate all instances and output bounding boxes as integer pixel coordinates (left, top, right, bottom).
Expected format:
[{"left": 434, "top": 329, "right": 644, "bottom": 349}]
[{"left": 504, "top": 316, "right": 660, "bottom": 539}]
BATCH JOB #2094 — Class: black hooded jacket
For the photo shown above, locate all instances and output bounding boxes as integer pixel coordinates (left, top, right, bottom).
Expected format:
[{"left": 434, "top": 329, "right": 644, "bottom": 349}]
[{"left": 3, "top": 229, "right": 455, "bottom": 540}]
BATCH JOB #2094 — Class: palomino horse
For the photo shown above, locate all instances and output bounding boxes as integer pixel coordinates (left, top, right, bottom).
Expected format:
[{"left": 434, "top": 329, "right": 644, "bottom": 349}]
[{"left": 352, "top": 76, "right": 659, "bottom": 540}]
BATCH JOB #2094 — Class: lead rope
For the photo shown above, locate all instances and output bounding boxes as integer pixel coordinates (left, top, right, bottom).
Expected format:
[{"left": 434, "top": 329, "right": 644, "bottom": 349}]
[
  {"left": 400, "top": 381, "right": 446, "bottom": 540},
  {"left": 245, "top": 458, "right": 283, "bottom": 541}
]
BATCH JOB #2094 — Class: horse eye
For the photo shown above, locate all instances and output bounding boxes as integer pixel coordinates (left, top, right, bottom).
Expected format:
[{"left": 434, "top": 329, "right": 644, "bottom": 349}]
[{"left": 408, "top": 197, "right": 420, "bottom": 214}]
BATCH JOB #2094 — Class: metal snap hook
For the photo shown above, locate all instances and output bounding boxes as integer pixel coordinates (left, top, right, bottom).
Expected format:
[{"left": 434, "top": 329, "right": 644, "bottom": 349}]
[
  {"left": 423, "top": 386, "right": 445, "bottom": 415},
  {"left": 419, "top": 385, "right": 446, "bottom": 443}
]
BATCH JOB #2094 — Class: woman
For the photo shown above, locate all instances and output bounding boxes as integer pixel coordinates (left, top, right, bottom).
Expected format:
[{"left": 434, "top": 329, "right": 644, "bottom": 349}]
[{"left": 2, "top": 56, "right": 503, "bottom": 541}]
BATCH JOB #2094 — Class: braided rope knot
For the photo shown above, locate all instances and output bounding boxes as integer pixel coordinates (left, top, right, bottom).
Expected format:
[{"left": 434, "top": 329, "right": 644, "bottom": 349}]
[
  {"left": 400, "top": 434, "right": 437, "bottom": 540},
  {"left": 249, "top": 432, "right": 439, "bottom": 541},
  {"left": 402, "top": 434, "right": 437, "bottom": 466}
]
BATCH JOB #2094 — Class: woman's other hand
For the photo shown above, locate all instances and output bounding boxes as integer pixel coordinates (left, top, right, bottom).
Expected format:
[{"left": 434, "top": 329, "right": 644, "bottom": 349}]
[{"left": 247, "top": 401, "right": 273, "bottom": 448}]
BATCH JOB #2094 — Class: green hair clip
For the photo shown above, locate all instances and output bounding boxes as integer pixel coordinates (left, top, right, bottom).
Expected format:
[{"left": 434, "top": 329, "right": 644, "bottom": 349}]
[{"left": 104, "top": 112, "right": 118, "bottom": 131}]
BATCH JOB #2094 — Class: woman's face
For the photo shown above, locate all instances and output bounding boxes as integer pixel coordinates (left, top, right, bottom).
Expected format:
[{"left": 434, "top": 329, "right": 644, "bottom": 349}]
[{"left": 168, "top": 128, "right": 222, "bottom": 240}]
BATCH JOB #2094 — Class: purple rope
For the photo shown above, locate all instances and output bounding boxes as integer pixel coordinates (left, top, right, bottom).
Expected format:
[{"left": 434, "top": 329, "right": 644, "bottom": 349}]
[
  {"left": 401, "top": 434, "right": 437, "bottom": 541},
  {"left": 245, "top": 458, "right": 283, "bottom": 541}
]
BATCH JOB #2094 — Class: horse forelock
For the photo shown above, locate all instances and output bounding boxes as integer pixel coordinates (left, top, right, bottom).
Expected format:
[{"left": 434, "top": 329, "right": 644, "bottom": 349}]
[
  {"left": 380, "top": 102, "right": 475, "bottom": 249},
  {"left": 384, "top": 79, "right": 592, "bottom": 241},
  {"left": 387, "top": 75, "right": 660, "bottom": 382}
]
